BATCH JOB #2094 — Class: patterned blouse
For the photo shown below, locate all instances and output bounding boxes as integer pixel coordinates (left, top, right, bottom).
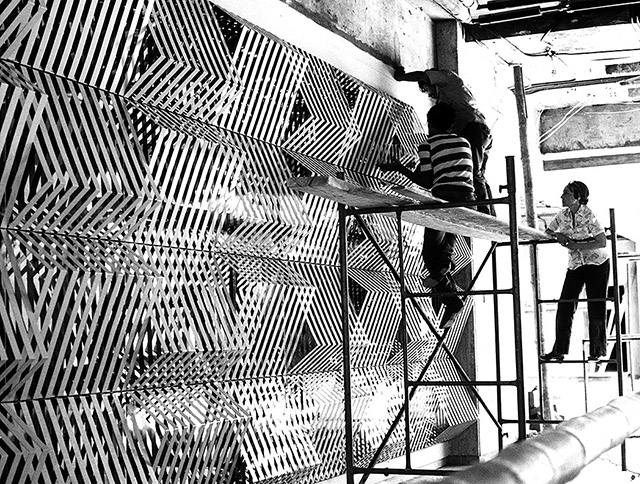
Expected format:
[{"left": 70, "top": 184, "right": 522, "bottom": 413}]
[{"left": 547, "top": 204, "right": 609, "bottom": 270}]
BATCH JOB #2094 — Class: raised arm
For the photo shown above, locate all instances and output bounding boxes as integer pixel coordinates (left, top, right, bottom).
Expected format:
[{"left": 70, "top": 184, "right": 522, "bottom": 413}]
[{"left": 393, "top": 66, "right": 430, "bottom": 83}]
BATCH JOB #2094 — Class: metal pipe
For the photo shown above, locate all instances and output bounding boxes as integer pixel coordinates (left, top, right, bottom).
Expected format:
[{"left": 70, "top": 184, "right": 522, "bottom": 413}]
[
  {"left": 506, "top": 155, "right": 527, "bottom": 441},
  {"left": 338, "top": 203, "right": 355, "bottom": 484},
  {"left": 396, "top": 211, "right": 412, "bottom": 468},
  {"left": 582, "top": 342, "right": 588, "bottom": 414},
  {"left": 609, "top": 208, "right": 627, "bottom": 470},
  {"left": 442, "top": 391, "right": 640, "bottom": 484},
  {"left": 410, "top": 380, "right": 517, "bottom": 387},
  {"left": 538, "top": 297, "right": 610, "bottom": 303},
  {"left": 410, "top": 288, "right": 513, "bottom": 297},
  {"left": 492, "top": 249, "right": 504, "bottom": 449},
  {"left": 532, "top": 244, "right": 552, "bottom": 426}
]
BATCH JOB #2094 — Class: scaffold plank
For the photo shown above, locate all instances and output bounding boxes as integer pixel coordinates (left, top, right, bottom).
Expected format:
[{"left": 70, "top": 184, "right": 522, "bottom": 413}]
[{"left": 287, "top": 175, "right": 550, "bottom": 243}]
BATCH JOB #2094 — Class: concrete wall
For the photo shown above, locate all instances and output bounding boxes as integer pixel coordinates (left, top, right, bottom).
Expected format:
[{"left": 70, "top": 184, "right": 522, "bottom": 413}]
[
  {"left": 279, "top": 0, "right": 475, "bottom": 67},
  {"left": 540, "top": 104, "right": 640, "bottom": 153}
]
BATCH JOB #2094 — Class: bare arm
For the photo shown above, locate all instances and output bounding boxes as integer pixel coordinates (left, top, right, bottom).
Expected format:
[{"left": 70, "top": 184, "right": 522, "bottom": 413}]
[
  {"left": 545, "top": 228, "right": 570, "bottom": 247},
  {"left": 546, "top": 229, "right": 607, "bottom": 250},
  {"left": 566, "top": 232, "right": 607, "bottom": 250},
  {"left": 379, "top": 163, "right": 430, "bottom": 188},
  {"left": 393, "top": 66, "right": 430, "bottom": 83}
]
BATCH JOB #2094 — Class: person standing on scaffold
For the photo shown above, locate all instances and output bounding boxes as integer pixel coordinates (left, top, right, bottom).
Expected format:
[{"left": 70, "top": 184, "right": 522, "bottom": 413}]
[{"left": 540, "top": 181, "right": 610, "bottom": 362}]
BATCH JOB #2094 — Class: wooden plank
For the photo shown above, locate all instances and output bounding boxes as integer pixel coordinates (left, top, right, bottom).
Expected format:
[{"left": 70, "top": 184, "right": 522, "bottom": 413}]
[{"left": 287, "top": 176, "right": 550, "bottom": 243}]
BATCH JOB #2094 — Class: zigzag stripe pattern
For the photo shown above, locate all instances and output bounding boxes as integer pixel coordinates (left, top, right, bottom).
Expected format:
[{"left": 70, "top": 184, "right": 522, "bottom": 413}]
[{"left": 1, "top": 1, "right": 478, "bottom": 483}]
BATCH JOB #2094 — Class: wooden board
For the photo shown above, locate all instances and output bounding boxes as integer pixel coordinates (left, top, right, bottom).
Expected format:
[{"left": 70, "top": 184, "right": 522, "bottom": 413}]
[{"left": 287, "top": 176, "right": 550, "bottom": 243}]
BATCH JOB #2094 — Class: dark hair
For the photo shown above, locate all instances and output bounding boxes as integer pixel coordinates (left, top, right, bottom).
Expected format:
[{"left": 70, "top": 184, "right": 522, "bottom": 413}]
[
  {"left": 427, "top": 103, "right": 456, "bottom": 132},
  {"left": 567, "top": 181, "right": 589, "bottom": 205}
]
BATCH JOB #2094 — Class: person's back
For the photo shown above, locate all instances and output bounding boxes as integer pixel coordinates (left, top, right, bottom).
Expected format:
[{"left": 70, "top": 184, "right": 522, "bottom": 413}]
[
  {"left": 394, "top": 66, "right": 494, "bottom": 215},
  {"left": 417, "top": 103, "right": 474, "bottom": 203},
  {"left": 378, "top": 103, "right": 474, "bottom": 328},
  {"left": 418, "top": 132, "right": 474, "bottom": 201}
]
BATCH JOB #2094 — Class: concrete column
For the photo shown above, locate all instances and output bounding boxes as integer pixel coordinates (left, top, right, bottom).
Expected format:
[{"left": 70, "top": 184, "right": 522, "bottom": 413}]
[
  {"left": 433, "top": 19, "right": 482, "bottom": 464},
  {"left": 435, "top": 20, "right": 462, "bottom": 73}
]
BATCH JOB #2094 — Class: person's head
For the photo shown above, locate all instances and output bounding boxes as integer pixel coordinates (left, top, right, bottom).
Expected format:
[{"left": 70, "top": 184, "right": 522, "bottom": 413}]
[
  {"left": 562, "top": 181, "right": 589, "bottom": 207},
  {"left": 427, "top": 103, "right": 456, "bottom": 134},
  {"left": 418, "top": 80, "right": 437, "bottom": 99}
]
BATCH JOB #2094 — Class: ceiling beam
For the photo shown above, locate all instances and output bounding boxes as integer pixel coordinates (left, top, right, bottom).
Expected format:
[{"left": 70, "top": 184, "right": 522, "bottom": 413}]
[
  {"left": 465, "top": 4, "right": 638, "bottom": 41},
  {"left": 543, "top": 153, "right": 640, "bottom": 170}
]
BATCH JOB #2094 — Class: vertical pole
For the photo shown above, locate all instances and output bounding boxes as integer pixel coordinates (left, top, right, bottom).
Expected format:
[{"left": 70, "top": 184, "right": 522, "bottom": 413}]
[
  {"left": 531, "top": 246, "right": 552, "bottom": 424},
  {"left": 582, "top": 343, "right": 589, "bottom": 414},
  {"left": 513, "top": 64, "right": 552, "bottom": 430},
  {"left": 506, "top": 155, "right": 527, "bottom": 441},
  {"left": 396, "top": 212, "right": 412, "bottom": 467},
  {"left": 339, "top": 204, "right": 355, "bottom": 484},
  {"left": 491, "top": 251, "right": 504, "bottom": 450},
  {"left": 513, "top": 66, "right": 534, "bottom": 221},
  {"left": 609, "top": 208, "right": 626, "bottom": 471}
]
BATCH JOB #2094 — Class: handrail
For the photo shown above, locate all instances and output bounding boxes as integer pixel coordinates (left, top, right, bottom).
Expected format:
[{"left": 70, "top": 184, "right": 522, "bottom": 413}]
[{"left": 442, "top": 391, "right": 640, "bottom": 484}]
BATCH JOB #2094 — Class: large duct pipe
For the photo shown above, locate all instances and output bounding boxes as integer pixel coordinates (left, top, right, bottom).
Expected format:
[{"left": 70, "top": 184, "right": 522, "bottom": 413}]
[{"left": 442, "top": 392, "right": 640, "bottom": 484}]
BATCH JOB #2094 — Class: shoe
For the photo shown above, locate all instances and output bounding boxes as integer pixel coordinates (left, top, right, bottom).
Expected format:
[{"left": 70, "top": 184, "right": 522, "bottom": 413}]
[
  {"left": 439, "top": 299, "right": 464, "bottom": 329},
  {"left": 422, "top": 275, "right": 443, "bottom": 289},
  {"left": 422, "top": 270, "right": 448, "bottom": 289},
  {"left": 540, "top": 352, "right": 565, "bottom": 362},
  {"left": 588, "top": 354, "right": 606, "bottom": 361}
]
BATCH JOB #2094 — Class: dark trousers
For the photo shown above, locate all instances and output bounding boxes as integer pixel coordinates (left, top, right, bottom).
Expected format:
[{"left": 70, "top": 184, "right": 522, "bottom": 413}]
[
  {"left": 422, "top": 190, "right": 475, "bottom": 309},
  {"left": 461, "top": 121, "right": 494, "bottom": 216},
  {"left": 552, "top": 259, "right": 610, "bottom": 357},
  {"left": 422, "top": 229, "right": 459, "bottom": 308}
]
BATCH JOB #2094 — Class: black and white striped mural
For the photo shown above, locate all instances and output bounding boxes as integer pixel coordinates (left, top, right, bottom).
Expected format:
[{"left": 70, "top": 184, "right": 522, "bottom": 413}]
[{"left": 0, "top": 1, "right": 477, "bottom": 482}]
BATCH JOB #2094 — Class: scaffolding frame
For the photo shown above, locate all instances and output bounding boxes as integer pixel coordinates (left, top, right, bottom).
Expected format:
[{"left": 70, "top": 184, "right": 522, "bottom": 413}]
[
  {"left": 529, "top": 208, "right": 628, "bottom": 470},
  {"left": 339, "top": 156, "right": 533, "bottom": 484}
]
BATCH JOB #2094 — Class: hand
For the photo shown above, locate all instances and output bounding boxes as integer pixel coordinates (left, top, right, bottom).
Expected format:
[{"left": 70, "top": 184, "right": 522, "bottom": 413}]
[
  {"left": 565, "top": 239, "right": 579, "bottom": 250},
  {"left": 393, "top": 66, "right": 406, "bottom": 81},
  {"left": 556, "top": 233, "right": 570, "bottom": 247}
]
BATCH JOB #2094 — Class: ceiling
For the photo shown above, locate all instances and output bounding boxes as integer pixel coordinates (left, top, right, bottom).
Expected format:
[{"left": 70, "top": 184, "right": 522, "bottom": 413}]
[
  {"left": 464, "top": 1, "right": 640, "bottom": 104},
  {"left": 470, "top": 1, "right": 640, "bottom": 32}
]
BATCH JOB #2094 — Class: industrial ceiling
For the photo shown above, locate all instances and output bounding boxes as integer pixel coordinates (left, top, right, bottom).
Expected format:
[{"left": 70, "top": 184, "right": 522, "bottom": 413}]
[{"left": 463, "top": 1, "right": 640, "bottom": 99}]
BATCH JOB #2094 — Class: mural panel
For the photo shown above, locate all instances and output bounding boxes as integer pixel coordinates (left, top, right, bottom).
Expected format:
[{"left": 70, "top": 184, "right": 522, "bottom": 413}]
[{"left": 0, "top": 1, "right": 477, "bottom": 482}]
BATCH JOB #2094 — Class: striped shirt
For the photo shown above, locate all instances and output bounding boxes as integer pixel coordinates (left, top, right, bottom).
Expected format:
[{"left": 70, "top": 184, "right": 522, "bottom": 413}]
[{"left": 417, "top": 134, "right": 474, "bottom": 194}]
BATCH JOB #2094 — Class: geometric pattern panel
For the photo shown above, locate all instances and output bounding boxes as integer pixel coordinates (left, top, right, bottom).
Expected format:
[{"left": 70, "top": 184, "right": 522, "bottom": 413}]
[{"left": 0, "top": 1, "right": 477, "bottom": 483}]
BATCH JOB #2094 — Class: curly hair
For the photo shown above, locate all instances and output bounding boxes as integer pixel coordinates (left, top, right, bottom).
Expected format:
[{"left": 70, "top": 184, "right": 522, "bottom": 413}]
[{"left": 567, "top": 181, "right": 589, "bottom": 205}]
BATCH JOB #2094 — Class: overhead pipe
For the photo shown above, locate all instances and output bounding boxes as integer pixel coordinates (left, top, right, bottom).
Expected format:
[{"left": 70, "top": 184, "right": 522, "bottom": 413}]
[
  {"left": 474, "top": 5, "right": 542, "bottom": 24},
  {"left": 567, "top": 0, "right": 640, "bottom": 13},
  {"left": 485, "top": 0, "right": 563, "bottom": 9},
  {"left": 441, "top": 391, "right": 640, "bottom": 484},
  {"left": 411, "top": 0, "right": 479, "bottom": 23}
]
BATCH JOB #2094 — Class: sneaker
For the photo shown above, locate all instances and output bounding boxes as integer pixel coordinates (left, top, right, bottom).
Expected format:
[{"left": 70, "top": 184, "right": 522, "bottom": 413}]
[
  {"left": 439, "top": 299, "right": 464, "bottom": 329},
  {"left": 422, "top": 271, "right": 448, "bottom": 289},
  {"left": 539, "top": 352, "right": 565, "bottom": 362}
]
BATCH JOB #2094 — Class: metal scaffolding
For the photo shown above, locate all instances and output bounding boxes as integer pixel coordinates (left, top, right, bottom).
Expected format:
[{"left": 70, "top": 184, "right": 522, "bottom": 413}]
[{"left": 338, "top": 156, "right": 542, "bottom": 484}]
